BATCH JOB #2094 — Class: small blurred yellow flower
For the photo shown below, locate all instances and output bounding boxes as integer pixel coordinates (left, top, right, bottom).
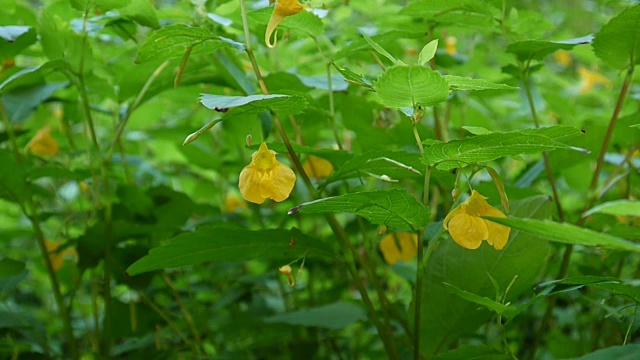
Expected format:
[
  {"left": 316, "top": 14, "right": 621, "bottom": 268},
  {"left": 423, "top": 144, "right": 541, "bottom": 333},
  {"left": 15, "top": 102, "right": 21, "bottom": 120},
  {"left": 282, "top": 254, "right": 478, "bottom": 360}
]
[
  {"left": 379, "top": 232, "right": 418, "bottom": 265},
  {"left": 554, "top": 50, "right": 572, "bottom": 67},
  {"left": 302, "top": 155, "right": 333, "bottom": 179},
  {"left": 224, "top": 193, "right": 247, "bottom": 212},
  {"left": 445, "top": 36, "right": 457, "bottom": 55},
  {"left": 443, "top": 190, "right": 511, "bottom": 250},
  {"left": 265, "top": 0, "right": 305, "bottom": 48},
  {"left": 578, "top": 66, "right": 612, "bottom": 94},
  {"left": 279, "top": 265, "right": 295, "bottom": 286},
  {"left": 239, "top": 142, "right": 296, "bottom": 204},
  {"left": 26, "top": 126, "right": 58, "bottom": 157},
  {"left": 44, "top": 240, "right": 77, "bottom": 272}
]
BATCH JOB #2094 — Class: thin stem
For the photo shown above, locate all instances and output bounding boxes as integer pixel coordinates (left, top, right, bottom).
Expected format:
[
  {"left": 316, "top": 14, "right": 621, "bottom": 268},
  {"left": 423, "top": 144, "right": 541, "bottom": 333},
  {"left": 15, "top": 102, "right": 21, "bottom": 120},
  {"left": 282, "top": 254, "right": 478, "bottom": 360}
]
[
  {"left": 521, "top": 69, "right": 565, "bottom": 222},
  {"left": 162, "top": 273, "right": 203, "bottom": 353},
  {"left": 327, "top": 62, "right": 343, "bottom": 150},
  {"left": 0, "top": 104, "right": 78, "bottom": 360}
]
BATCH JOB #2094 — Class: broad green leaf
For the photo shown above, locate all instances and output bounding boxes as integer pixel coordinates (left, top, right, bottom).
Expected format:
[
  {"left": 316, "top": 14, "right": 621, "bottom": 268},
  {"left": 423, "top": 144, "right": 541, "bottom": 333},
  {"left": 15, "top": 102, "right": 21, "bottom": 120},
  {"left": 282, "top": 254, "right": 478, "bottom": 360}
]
[
  {"left": 583, "top": 200, "right": 640, "bottom": 217},
  {"left": 0, "top": 258, "right": 25, "bottom": 279},
  {"left": 362, "top": 32, "right": 403, "bottom": 65},
  {"left": 2, "top": 82, "right": 68, "bottom": 123},
  {"left": 374, "top": 65, "right": 450, "bottom": 108},
  {"left": 422, "top": 126, "right": 586, "bottom": 170},
  {"left": 332, "top": 63, "right": 373, "bottom": 89},
  {"left": 200, "top": 94, "right": 308, "bottom": 115},
  {"left": 609, "top": 224, "right": 640, "bottom": 240},
  {"left": 592, "top": 5, "right": 640, "bottom": 70},
  {"left": 0, "top": 60, "right": 67, "bottom": 94},
  {"left": 575, "top": 344, "right": 640, "bottom": 360},
  {"left": 127, "top": 226, "right": 335, "bottom": 275},
  {"left": 506, "top": 35, "right": 593, "bottom": 62},
  {"left": 418, "top": 39, "right": 438, "bottom": 65},
  {"left": 487, "top": 217, "right": 640, "bottom": 252},
  {"left": 436, "top": 345, "right": 511, "bottom": 360},
  {"left": 332, "top": 31, "right": 423, "bottom": 60},
  {"left": 263, "top": 301, "right": 366, "bottom": 329},
  {"left": 444, "top": 75, "right": 519, "bottom": 91},
  {"left": 0, "top": 26, "right": 36, "bottom": 59},
  {"left": 419, "top": 196, "right": 551, "bottom": 356},
  {"left": 135, "top": 24, "right": 232, "bottom": 63},
  {"left": 118, "top": 0, "right": 160, "bottom": 29},
  {"left": 289, "top": 189, "right": 429, "bottom": 230}
]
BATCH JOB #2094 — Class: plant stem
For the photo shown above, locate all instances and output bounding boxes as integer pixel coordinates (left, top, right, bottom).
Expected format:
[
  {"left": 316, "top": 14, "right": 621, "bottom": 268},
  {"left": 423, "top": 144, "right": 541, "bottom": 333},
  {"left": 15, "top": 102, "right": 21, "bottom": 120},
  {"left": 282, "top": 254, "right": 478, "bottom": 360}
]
[
  {"left": 0, "top": 104, "right": 78, "bottom": 360},
  {"left": 237, "top": 1, "right": 397, "bottom": 357},
  {"left": 162, "top": 272, "right": 203, "bottom": 353}
]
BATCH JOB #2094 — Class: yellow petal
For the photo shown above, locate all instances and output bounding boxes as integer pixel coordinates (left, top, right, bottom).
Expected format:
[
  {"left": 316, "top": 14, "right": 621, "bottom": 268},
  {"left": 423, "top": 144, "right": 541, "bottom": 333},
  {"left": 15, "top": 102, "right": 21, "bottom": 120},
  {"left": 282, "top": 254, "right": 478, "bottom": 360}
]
[
  {"left": 302, "top": 155, "right": 334, "bottom": 179},
  {"left": 443, "top": 204, "right": 464, "bottom": 230},
  {"left": 379, "top": 234, "right": 401, "bottom": 265},
  {"left": 239, "top": 166, "right": 266, "bottom": 204},
  {"left": 27, "top": 126, "right": 59, "bottom": 157},
  {"left": 482, "top": 207, "right": 511, "bottom": 250},
  {"left": 260, "top": 162, "right": 296, "bottom": 202},
  {"left": 224, "top": 193, "right": 247, "bottom": 212},
  {"left": 265, "top": 0, "right": 304, "bottom": 48},
  {"left": 446, "top": 211, "right": 487, "bottom": 250},
  {"left": 396, "top": 232, "right": 418, "bottom": 261}
]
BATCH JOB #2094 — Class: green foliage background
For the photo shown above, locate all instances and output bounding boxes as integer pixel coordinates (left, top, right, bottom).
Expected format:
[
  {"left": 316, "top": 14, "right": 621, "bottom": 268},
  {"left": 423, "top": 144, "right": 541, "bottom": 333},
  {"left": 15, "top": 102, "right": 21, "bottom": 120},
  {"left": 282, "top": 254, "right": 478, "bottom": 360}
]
[{"left": 1, "top": 0, "right": 639, "bottom": 359}]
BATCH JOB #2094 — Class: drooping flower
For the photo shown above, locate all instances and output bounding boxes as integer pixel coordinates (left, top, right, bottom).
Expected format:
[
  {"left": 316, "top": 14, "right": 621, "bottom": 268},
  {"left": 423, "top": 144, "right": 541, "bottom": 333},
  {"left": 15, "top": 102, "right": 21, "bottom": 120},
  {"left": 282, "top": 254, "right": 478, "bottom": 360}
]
[
  {"left": 224, "top": 193, "right": 247, "bottom": 213},
  {"left": 379, "top": 232, "right": 418, "bottom": 265},
  {"left": 553, "top": 50, "right": 572, "bottom": 67},
  {"left": 578, "top": 66, "right": 612, "bottom": 94},
  {"left": 265, "top": 0, "right": 305, "bottom": 48},
  {"left": 26, "top": 126, "right": 58, "bottom": 157},
  {"left": 44, "top": 240, "right": 77, "bottom": 272},
  {"left": 445, "top": 36, "right": 457, "bottom": 55},
  {"left": 278, "top": 265, "right": 295, "bottom": 286},
  {"left": 443, "top": 190, "right": 511, "bottom": 250},
  {"left": 302, "top": 155, "right": 334, "bottom": 179},
  {"left": 238, "top": 142, "right": 296, "bottom": 204}
]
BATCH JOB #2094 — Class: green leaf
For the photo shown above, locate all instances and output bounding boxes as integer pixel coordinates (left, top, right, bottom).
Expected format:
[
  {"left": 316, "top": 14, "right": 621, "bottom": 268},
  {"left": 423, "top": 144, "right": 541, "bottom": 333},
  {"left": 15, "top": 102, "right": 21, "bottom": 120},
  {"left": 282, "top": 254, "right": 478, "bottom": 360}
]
[
  {"left": 289, "top": 188, "right": 429, "bottom": 230},
  {"left": 0, "top": 258, "right": 25, "bottom": 279},
  {"left": 0, "top": 60, "right": 67, "bottom": 94},
  {"left": 444, "top": 75, "right": 519, "bottom": 91},
  {"left": 135, "top": 24, "right": 233, "bottom": 63},
  {"left": 0, "top": 26, "right": 36, "bottom": 59},
  {"left": 575, "top": 344, "right": 640, "bottom": 360},
  {"left": 362, "top": 32, "right": 403, "bottom": 65},
  {"left": 0, "top": 149, "right": 29, "bottom": 204},
  {"left": 583, "top": 200, "right": 640, "bottom": 217},
  {"left": 332, "top": 31, "right": 422, "bottom": 60},
  {"left": 126, "top": 227, "right": 335, "bottom": 275},
  {"left": 263, "top": 301, "right": 366, "bottom": 329},
  {"left": 199, "top": 94, "right": 308, "bottom": 115},
  {"left": 443, "top": 283, "right": 514, "bottom": 315},
  {"left": 422, "top": 126, "right": 586, "bottom": 170},
  {"left": 332, "top": 63, "right": 373, "bottom": 89},
  {"left": 118, "top": 0, "right": 160, "bottom": 29},
  {"left": 545, "top": 276, "right": 640, "bottom": 303},
  {"left": 248, "top": 8, "right": 324, "bottom": 37},
  {"left": 374, "top": 65, "right": 450, "bottom": 108},
  {"left": 2, "top": 82, "right": 68, "bottom": 123},
  {"left": 592, "top": 5, "right": 640, "bottom": 70},
  {"left": 487, "top": 217, "right": 640, "bottom": 252},
  {"left": 418, "top": 39, "right": 438, "bottom": 65},
  {"left": 506, "top": 35, "right": 593, "bottom": 62},
  {"left": 419, "top": 196, "right": 552, "bottom": 356}
]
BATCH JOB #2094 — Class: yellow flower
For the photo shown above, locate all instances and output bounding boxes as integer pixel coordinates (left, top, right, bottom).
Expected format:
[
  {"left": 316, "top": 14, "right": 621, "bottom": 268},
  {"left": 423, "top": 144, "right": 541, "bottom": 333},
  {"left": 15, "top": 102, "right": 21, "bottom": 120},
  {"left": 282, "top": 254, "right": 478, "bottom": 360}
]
[
  {"left": 578, "top": 66, "right": 612, "bottom": 94},
  {"left": 379, "top": 232, "right": 418, "bottom": 265},
  {"left": 443, "top": 190, "right": 511, "bottom": 250},
  {"left": 224, "top": 193, "right": 247, "bottom": 212},
  {"left": 26, "top": 126, "right": 58, "bottom": 157},
  {"left": 554, "top": 50, "right": 572, "bottom": 67},
  {"left": 44, "top": 240, "right": 77, "bottom": 272},
  {"left": 279, "top": 265, "right": 295, "bottom": 286},
  {"left": 265, "top": 0, "right": 305, "bottom": 48},
  {"left": 445, "top": 36, "right": 457, "bottom": 55},
  {"left": 238, "top": 142, "right": 296, "bottom": 204},
  {"left": 302, "top": 155, "right": 333, "bottom": 179}
]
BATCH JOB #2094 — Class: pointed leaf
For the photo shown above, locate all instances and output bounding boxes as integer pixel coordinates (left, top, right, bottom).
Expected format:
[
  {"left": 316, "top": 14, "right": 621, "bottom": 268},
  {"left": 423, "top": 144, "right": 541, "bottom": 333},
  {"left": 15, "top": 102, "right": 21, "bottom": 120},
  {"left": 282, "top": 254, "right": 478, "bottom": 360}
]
[
  {"left": 375, "top": 65, "right": 450, "bottom": 108},
  {"left": 422, "top": 126, "right": 586, "bottom": 170},
  {"left": 583, "top": 200, "right": 640, "bottom": 218},
  {"left": 418, "top": 39, "right": 438, "bottom": 65},
  {"left": 0, "top": 60, "right": 67, "bottom": 94},
  {"left": 506, "top": 35, "right": 593, "bottom": 62},
  {"left": 487, "top": 217, "right": 640, "bottom": 252},
  {"left": 289, "top": 189, "right": 429, "bottom": 230},
  {"left": 263, "top": 301, "right": 366, "bottom": 329},
  {"left": 445, "top": 75, "right": 519, "bottom": 91},
  {"left": 199, "top": 94, "right": 308, "bottom": 115},
  {"left": 127, "top": 226, "right": 335, "bottom": 275},
  {"left": 592, "top": 5, "right": 640, "bottom": 70},
  {"left": 575, "top": 345, "right": 640, "bottom": 360},
  {"left": 362, "top": 32, "right": 403, "bottom": 65},
  {"left": 332, "top": 63, "right": 373, "bottom": 89}
]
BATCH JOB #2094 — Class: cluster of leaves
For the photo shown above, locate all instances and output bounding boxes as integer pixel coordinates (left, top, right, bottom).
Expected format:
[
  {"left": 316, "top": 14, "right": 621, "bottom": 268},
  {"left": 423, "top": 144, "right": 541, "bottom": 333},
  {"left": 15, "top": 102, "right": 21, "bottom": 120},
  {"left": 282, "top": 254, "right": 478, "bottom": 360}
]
[{"left": 1, "top": 0, "right": 639, "bottom": 359}]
